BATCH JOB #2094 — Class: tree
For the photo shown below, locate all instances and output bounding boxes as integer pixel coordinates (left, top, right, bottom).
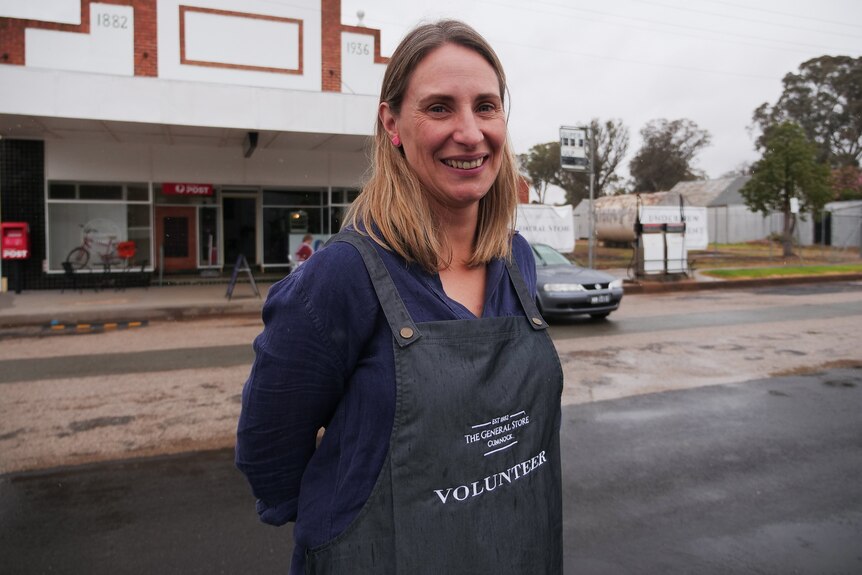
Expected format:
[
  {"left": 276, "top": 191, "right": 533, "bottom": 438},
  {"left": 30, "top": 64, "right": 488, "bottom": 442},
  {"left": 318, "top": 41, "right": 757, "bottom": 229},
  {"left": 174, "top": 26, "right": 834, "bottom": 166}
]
[
  {"left": 739, "top": 122, "right": 831, "bottom": 257},
  {"left": 752, "top": 56, "right": 862, "bottom": 167},
  {"left": 518, "top": 118, "right": 630, "bottom": 205},
  {"left": 629, "top": 118, "right": 711, "bottom": 192},
  {"left": 830, "top": 165, "right": 862, "bottom": 201},
  {"left": 517, "top": 142, "right": 558, "bottom": 204}
]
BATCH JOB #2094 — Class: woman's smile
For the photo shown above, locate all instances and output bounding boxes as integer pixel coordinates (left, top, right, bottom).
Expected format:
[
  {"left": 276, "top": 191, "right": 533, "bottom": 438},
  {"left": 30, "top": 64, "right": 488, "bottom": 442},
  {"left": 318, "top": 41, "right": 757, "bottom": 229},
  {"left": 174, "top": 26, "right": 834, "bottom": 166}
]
[{"left": 442, "top": 156, "right": 488, "bottom": 170}]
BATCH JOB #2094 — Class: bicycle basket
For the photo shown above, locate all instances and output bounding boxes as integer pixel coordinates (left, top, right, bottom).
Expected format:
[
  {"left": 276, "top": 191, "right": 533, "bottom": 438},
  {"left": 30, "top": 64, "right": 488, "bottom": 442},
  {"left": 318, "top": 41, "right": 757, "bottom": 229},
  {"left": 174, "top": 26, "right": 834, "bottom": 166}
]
[{"left": 117, "top": 241, "right": 137, "bottom": 259}]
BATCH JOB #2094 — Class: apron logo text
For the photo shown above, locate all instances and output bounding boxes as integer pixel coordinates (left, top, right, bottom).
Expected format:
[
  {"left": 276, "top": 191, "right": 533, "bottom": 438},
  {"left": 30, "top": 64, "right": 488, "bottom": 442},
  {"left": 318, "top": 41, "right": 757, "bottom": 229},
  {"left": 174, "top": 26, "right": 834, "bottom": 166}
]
[
  {"left": 466, "top": 411, "right": 531, "bottom": 456},
  {"left": 433, "top": 451, "right": 547, "bottom": 504},
  {"left": 464, "top": 414, "right": 530, "bottom": 445}
]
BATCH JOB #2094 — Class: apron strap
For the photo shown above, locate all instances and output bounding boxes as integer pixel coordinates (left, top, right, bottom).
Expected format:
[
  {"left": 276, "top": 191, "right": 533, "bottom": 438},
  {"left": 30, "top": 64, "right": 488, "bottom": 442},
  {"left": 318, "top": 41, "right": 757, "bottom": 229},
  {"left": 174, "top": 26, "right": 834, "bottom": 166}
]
[
  {"left": 505, "top": 257, "right": 548, "bottom": 331},
  {"left": 325, "top": 230, "right": 421, "bottom": 348}
]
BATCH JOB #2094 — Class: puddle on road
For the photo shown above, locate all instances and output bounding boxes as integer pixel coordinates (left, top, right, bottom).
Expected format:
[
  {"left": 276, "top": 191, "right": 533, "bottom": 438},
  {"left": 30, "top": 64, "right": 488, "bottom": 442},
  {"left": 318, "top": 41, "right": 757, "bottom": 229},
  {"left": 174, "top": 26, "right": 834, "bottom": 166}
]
[{"left": 823, "top": 380, "right": 857, "bottom": 389}]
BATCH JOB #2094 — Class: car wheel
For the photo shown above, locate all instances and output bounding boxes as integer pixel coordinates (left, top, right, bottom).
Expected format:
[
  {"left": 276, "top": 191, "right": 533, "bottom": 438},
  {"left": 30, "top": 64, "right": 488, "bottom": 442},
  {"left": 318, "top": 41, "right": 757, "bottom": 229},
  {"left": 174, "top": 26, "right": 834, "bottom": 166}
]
[{"left": 589, "top": 312, "right": 610, "bottom": 320}]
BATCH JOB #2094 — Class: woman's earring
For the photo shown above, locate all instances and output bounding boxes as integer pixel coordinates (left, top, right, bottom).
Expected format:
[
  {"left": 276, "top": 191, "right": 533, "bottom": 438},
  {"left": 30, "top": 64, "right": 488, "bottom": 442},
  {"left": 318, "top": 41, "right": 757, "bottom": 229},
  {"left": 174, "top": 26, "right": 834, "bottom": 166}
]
[{"left": 391, "top": 135, "right": 401, "bottom": 147}]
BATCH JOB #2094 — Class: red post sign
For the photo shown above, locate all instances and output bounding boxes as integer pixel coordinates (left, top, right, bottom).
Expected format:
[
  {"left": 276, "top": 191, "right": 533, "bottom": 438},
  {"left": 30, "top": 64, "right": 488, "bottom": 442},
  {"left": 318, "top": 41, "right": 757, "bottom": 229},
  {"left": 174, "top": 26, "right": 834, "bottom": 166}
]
[
  {"left": 1, "top": 222, "right": 30, "bottom": 259},
  {"left": 162, "top": 183, "right": 213, "bottom": 196}
]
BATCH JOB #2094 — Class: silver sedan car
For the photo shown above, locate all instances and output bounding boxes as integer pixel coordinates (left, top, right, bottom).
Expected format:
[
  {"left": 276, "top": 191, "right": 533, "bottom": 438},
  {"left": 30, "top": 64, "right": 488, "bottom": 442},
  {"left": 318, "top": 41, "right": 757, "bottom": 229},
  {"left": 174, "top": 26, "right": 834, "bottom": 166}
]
[{"left": 531, "top": 243, "right": 624, "bottom": 320}]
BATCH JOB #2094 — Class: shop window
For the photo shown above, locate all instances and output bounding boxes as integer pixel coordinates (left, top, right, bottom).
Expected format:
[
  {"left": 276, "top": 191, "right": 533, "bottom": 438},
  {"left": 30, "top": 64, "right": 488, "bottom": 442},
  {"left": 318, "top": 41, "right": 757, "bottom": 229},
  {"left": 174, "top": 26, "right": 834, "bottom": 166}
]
[
  {"left": 127, "top": 204, "right": 150, "bottom": 227},
  {"left": 127, "top": 185, "right": 150, "bottom": 202},
  {"left": 264, "top": 190, "right": 323, "bottom": 206},
  {"left": 48, "top": 183, "right": 76, "bottom": 199},
  {"left": 261, "top": 189, "right": 324, "bottom": 267},
  {"left": 328, "top": 188, "right": 359, "bottom": 234},
  {"left": 330, "top": 189, "right": 347, "bottom": 204},
  {"left": 330, "top": 189, "right": 360, "bottom": 204},
  {"left": 46, "top": 182, "right": 153, "bottom": 271},
  {"left": 263, "top": 207, "right": 323, "bottom": 266},
  {"left": 80, "top": 184, "right": 123, "bottom": 200},
  {"left": 327, "top": 206, "right": 347, "bottom": 234},
  {"left": 127, "top": 204, "right": 152, "bottom": 266}
]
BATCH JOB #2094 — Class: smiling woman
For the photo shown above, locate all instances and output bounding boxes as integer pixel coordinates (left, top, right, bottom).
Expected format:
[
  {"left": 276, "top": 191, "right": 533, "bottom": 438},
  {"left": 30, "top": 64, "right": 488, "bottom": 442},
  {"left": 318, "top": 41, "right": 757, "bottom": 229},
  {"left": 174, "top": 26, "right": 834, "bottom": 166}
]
[{"left": 236, "top": 20, "right": 563, "bottom": 575}]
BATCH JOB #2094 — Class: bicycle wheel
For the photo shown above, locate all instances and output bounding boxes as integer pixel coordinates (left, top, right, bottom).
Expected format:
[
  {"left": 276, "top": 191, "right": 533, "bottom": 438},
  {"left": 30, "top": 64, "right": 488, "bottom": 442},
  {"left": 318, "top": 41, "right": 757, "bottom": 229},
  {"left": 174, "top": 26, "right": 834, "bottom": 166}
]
[{"left": 66, "top": 247, "right": 89, "bottom": 269}]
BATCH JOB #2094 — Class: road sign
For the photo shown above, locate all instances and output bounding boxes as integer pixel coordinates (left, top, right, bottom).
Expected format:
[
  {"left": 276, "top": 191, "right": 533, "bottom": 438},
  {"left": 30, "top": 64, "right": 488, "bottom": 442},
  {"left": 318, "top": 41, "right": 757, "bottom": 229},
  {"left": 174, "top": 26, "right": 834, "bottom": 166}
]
[{"left": 560, "top": 126, "right": 588, "bottom": 172}]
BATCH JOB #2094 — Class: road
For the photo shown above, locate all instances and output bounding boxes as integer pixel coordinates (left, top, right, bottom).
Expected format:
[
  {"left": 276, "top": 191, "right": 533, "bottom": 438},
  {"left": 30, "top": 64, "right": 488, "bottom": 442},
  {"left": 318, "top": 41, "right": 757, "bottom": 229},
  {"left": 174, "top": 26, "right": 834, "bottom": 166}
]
[{"left": 1, "top": 281, "right": 861, "bottom": 573}]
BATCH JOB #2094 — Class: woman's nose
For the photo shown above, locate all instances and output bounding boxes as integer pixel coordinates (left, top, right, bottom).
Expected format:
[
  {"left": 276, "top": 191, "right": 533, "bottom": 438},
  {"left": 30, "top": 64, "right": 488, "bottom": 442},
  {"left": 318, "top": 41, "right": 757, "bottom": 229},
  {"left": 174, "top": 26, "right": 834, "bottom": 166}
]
[{"left": 452, "top": 111, "right": 484, "bottom": 146}]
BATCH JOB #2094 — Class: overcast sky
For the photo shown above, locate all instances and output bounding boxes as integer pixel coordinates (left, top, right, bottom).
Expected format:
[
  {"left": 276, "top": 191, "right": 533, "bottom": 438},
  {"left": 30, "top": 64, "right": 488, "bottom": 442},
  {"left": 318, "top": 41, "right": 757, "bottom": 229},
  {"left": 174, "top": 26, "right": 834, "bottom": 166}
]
[{"left": 341, "top": 0, "right": 862, "bottom": 201}]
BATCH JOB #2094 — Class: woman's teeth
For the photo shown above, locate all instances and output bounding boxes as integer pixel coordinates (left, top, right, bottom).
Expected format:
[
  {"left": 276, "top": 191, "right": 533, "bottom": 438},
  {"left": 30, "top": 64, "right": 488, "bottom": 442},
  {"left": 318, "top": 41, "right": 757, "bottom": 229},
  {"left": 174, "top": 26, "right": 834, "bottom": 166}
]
[{"left": 444, "top": 157, "right": 484, "bottom": 169}]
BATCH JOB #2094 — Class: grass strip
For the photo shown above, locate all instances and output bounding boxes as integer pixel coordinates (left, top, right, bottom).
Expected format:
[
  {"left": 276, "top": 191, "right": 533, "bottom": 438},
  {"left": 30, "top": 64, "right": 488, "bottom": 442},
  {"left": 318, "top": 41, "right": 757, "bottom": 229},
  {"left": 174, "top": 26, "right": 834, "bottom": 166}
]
[{"left": 703, "top": 264, "right": 862, "bottom": 279}]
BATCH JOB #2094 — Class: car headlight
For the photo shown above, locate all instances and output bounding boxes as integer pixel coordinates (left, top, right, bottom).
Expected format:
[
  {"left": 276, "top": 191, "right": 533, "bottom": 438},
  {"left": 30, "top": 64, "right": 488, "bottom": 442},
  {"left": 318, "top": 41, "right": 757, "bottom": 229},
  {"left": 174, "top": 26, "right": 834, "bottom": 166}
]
[
  {"left": 609, "top": 279, "right": 623, "bottom": 289},
  {"left": 544, "top": 283, "right": 586, "bottom": 293}
]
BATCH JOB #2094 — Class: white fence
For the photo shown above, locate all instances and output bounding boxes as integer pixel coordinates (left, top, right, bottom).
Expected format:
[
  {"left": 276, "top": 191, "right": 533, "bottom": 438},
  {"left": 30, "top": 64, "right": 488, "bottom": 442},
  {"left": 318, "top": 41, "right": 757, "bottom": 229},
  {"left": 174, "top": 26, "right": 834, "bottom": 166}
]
[{"left": 708, "top": 205, "right": 815, "bottom": 246}]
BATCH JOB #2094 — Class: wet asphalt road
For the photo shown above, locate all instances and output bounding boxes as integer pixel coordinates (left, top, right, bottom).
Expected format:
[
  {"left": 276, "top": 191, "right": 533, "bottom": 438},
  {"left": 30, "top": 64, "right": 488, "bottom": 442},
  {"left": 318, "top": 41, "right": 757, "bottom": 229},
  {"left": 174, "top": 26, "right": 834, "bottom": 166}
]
[{"left": 2, "top": 367, "right": 860, "bottom": 574}]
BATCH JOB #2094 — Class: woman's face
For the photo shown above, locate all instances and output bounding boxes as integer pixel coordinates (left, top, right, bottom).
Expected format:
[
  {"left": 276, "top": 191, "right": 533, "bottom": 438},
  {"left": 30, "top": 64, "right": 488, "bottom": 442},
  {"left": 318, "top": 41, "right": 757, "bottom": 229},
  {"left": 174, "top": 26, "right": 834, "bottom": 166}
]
[{"left": 381, "top": 43, "right": 507, "bottom": 212}]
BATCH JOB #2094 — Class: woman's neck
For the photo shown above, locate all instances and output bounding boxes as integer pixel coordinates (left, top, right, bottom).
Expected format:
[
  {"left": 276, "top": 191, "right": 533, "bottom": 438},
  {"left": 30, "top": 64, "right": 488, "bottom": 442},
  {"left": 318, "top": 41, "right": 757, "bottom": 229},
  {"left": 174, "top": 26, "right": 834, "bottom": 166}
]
[
  {"left": 432, "top": 203, "right": 487, "bottom": 317},
  {"left": 435, "top": 204, "right": 480, "bottom": 270}
]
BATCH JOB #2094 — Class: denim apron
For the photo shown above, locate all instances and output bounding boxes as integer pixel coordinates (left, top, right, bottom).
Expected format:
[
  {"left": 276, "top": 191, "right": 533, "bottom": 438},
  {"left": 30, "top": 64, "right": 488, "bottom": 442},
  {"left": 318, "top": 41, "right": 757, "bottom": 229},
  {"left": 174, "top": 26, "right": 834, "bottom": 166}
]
[{"left": 307, "top": 231, "right": 563, "bottom": 574}]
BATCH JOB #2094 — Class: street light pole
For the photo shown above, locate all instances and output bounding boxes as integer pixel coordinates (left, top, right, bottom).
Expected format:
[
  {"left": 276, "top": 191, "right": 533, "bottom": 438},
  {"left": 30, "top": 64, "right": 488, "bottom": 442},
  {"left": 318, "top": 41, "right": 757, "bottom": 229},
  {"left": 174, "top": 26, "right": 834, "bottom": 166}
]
[
  {"left": 559, "top": 124, "right": 593, "bottom": 261},
  {"left": 588, "top": 128, "right": 595, "bottom": 269}
]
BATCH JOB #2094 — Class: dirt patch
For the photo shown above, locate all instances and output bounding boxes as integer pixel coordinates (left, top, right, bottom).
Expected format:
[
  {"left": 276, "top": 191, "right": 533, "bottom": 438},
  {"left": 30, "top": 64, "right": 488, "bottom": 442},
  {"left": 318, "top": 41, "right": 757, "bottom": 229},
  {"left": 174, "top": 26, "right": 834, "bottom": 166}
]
[{"left": 771, "top": 360, "right": 862, "bottom": 377}]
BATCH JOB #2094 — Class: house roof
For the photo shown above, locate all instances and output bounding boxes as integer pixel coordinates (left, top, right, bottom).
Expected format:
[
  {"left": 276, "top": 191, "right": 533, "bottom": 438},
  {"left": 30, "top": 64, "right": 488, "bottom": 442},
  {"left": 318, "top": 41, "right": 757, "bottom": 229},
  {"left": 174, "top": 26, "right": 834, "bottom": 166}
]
[
  {"left": 669, "top": 176, "right": 751, "bottom": 207},
  {"left": 825, "top": 199, "right": 862, "bottom": 213}
]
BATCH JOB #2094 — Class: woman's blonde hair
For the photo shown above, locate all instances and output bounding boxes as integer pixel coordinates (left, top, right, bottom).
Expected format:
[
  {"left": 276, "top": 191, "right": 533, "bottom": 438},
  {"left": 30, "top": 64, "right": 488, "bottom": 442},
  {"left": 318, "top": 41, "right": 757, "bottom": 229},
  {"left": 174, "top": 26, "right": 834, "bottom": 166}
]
[{"left": 345, "top": 19, "right": 519, "bottom": 273}]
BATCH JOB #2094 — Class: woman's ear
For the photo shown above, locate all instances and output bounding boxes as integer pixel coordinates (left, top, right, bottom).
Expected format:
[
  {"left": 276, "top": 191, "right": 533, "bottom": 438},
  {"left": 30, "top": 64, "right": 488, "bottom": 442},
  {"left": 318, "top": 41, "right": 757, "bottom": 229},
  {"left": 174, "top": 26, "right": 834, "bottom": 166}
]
[{"left": 379, "top": 102, "right": 398, "bottom": 141}]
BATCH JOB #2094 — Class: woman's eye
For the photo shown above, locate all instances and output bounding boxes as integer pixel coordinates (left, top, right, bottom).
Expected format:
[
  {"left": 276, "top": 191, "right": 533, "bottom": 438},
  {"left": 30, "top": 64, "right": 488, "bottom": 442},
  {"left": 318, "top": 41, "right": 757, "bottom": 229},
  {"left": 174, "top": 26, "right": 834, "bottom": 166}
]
[
  {"left": 428, "top": 105, "right": 447, "bottom": 114},
  {"left": 478, "top": 103, "right": 498, "bottom": 113}
]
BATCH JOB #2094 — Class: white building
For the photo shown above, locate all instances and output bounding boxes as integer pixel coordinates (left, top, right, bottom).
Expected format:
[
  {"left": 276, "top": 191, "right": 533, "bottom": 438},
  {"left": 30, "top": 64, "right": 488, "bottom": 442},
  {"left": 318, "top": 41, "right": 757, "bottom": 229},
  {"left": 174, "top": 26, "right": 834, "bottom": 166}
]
[{"left": 0, "top": 0, "right": 389, "bottom": 288}]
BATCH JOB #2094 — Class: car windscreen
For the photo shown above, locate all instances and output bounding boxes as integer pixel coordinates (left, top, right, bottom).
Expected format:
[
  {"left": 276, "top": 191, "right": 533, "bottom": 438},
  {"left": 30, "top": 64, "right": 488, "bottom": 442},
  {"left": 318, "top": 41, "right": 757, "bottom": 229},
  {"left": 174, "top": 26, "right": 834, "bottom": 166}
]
[{"left": 532, "top": 244, "right": 572, "bottom": 266}]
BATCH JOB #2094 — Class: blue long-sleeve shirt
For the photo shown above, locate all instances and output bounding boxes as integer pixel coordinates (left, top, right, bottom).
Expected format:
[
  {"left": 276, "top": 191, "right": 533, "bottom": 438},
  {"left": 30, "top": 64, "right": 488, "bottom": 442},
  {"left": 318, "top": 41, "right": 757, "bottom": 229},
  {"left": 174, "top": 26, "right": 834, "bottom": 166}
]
[{"left": 236, "top": 232, "right": 537, "bottom": 570}]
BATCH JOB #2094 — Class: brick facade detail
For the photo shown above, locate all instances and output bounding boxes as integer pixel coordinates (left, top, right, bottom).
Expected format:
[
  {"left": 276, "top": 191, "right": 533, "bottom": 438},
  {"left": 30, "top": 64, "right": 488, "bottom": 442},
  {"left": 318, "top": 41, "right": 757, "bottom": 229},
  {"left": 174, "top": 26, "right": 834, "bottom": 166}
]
[
  {"left": 1, "top": 0, "right": 388, "bottom": 91},
  {"left": 0, "top": 0, "right": 158, "bottom": 77},
  {"left": 320, "top": 0, "right": 388, "bottom": 93}
]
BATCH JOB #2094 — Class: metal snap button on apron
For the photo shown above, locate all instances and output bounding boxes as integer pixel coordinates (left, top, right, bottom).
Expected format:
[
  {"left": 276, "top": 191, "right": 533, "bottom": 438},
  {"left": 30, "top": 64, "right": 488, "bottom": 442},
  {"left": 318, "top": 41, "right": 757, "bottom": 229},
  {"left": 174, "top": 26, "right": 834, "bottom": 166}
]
[
  {"left": 399, "top": 327, "right": 414, "bottom": 339},
  {"left": 531, "top": 317, "right": 544, "bottom": 326}
]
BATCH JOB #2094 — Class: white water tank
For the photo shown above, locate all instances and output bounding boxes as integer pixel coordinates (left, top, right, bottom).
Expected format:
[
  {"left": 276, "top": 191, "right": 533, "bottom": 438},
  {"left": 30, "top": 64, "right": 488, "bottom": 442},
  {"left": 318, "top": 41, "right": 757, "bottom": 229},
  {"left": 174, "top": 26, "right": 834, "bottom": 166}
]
[{"left": 593, "top": 192, "right": 681, "bottom": 242}]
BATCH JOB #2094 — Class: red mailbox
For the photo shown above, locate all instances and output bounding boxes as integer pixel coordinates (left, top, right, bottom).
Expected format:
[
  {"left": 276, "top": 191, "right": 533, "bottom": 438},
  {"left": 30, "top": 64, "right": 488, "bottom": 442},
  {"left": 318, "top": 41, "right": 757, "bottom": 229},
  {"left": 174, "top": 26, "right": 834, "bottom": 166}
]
[{"left": 1, "top": 222, "right": 30, "bottom": 260}]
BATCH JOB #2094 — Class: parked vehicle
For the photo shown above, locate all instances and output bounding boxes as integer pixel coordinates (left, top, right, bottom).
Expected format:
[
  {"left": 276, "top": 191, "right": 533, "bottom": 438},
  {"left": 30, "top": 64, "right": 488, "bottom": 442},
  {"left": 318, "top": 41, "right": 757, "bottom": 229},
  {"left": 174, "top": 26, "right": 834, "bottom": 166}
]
[{"left": 531, "top": 242, "right": 624, "bottom": 320}]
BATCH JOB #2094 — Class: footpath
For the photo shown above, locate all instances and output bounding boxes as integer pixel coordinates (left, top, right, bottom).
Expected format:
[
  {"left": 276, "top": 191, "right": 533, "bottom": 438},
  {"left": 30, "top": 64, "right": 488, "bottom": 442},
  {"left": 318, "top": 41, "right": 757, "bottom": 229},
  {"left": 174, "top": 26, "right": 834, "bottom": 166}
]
[
  {"left": 1, "top": 270, "right": 862, "bottom": 330},
  {"left": 0, "top": 280, "right": 269, "bottom": 330}
]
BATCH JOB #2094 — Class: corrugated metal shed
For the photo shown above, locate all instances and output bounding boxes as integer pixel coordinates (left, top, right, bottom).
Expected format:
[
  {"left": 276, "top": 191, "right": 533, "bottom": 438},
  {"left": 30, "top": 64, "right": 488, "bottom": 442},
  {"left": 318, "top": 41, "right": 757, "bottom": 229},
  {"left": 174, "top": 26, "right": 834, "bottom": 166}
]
[
  {"left": 712, "top": 176, "right": 751, "bottom": 206},
  {"left": 669, "top": 176, "right": 750, "bottom": 207}
]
